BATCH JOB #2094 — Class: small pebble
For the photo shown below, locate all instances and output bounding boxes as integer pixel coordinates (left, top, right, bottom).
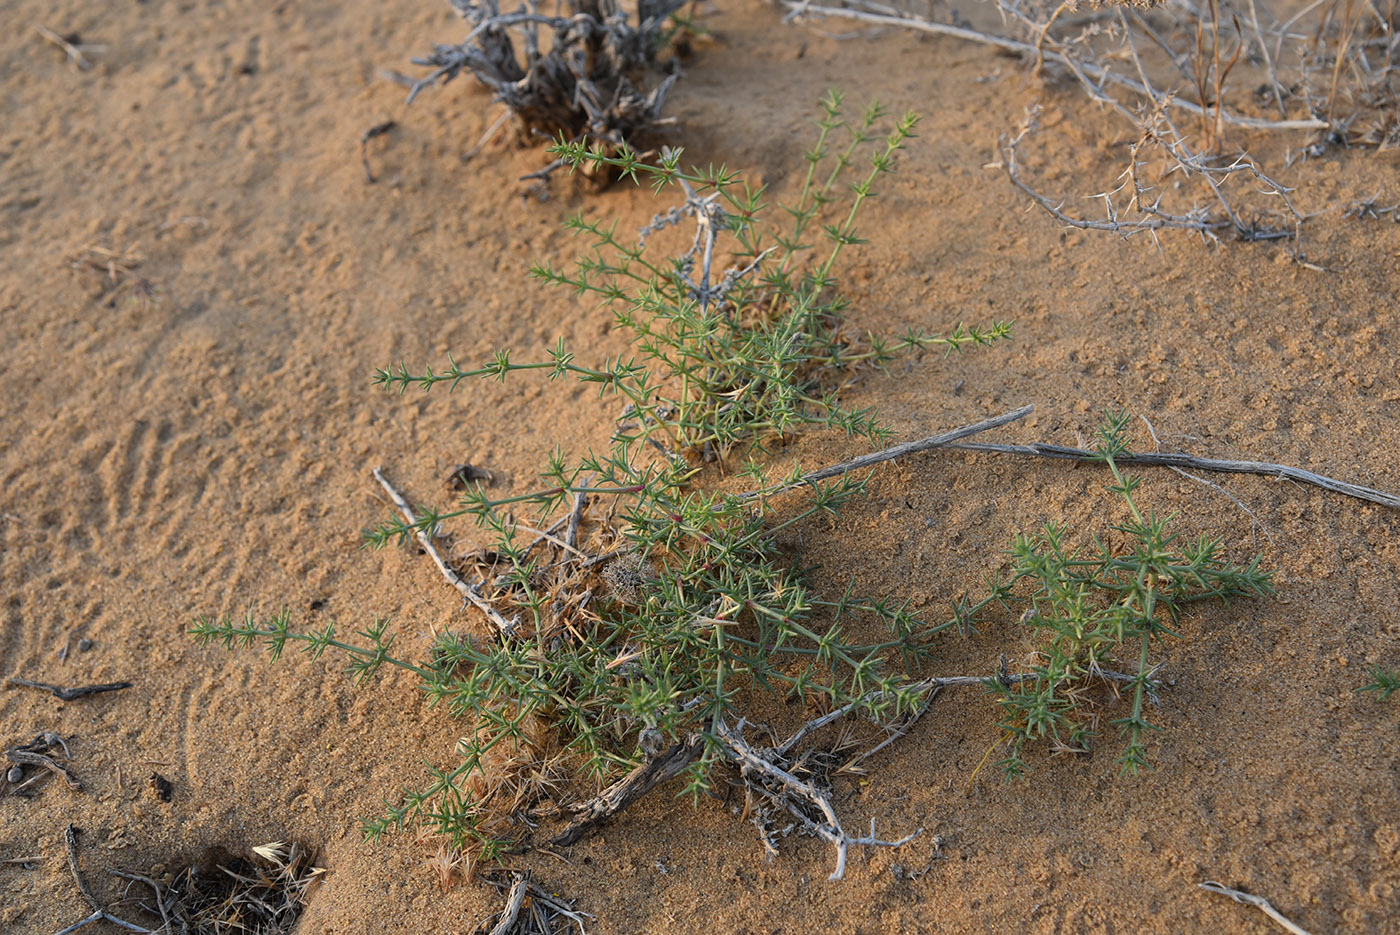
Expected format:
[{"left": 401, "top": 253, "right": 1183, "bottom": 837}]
[
  {"left": 77, "top": 638, "right": 94, "bottom": 652},
  {"left": 6, "top": 766, "right": 22, "bottom": 784}
]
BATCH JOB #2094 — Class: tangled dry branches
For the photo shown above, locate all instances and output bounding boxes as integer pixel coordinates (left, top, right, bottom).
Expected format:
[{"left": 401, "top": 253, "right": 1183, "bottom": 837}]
[{"left": 410, "top": 0, "right": 688, "bottom": 145}]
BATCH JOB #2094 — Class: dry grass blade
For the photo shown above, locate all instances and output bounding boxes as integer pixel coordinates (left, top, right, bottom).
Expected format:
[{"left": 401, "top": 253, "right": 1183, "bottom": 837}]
[{"left": 110, "top": 841, "right": 326, "bottom": 935}]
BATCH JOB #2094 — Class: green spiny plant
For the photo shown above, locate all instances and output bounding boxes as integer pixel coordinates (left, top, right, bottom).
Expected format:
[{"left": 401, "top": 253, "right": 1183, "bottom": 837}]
[
  {"left": 975, "top": 410, "right": 1275, "bottom": 779},
  {"left": 193, "top": 95, "right": 1011, "bottom": 865},
  {"left": 1359, "top": 665, "right": 1400, "bottom": 701}
]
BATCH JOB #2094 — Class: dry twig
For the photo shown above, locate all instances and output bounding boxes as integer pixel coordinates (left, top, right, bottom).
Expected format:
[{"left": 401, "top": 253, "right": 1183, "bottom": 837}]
[
  {"left": 550, "top": 735, "right": 705, "bottom": 847},
  {"left": 1199, "top": 881, "right": 1314, "bottom": 935},
  {"left": 35, "top": 25, "right": 104, "bottom": 71},
  {"left": 488, "top": 873, "right": 530, "bottom": 935},
  {"left": 8, "top": 678, "right": 132, "bottom": 701},
  {"left": 374, "top": 467, "right": 519, "bottom": 637},
  {"left": 779, "top": 1, "right": 1330, "bottom": 131},
  {"left": 998, "top": 106, "right": 1303, "bottom": 247},
  {"left": 944, "top": 439, "right": 1400, "bottom": 510},
  {"left": 56, "top": 825, "right": 153, "bottom": 935},
  {"left": 6, "top": 733, "right": 81, "bottom": 792},
  {"left": 359, "top": 120, "right": 397, "bottom": 184},
  {"left": 741, "top": 405, "right": 1034, "bottom": 499},
  {"left": 717, "top": 719, "right": 919, "bottom": 880}
]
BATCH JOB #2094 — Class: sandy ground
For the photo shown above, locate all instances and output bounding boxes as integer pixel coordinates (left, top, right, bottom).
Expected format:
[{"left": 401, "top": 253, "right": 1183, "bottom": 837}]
[{"left": 3, "top": 0, "right": 1399, "bottom": 932}]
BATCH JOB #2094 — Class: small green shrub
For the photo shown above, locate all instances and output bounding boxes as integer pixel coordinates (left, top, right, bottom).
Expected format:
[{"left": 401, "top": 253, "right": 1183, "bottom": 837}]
[
  {"left": 194, "top": 95, "right": 1009, "bottom": 862},
  {"left": 979, "top": 411, "right": 1275, "bottom": 778},
  {"left": 191, "top": 96, "right": 1275, "bottom": 876}
]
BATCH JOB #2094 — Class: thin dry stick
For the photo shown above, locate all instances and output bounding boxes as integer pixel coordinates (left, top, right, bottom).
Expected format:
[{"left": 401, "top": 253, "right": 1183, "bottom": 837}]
[
  {"left": 775, "top": 675, "right": 1005, "bottom": 755},
  {"left": 1172, "top": 465, "right": 1275, "bottom": 544},
  {"left": 58, "top": 825, "right": 153, "bottom": 935},
  {"left": 359, "top": 121, "right": 396, "bottom": 184},
  {"left": 1247, "top": 0, "right": 1289, "bottom": 116},
  {"left": 565, "top": 478, "right": 591, "bottom": 553},
  {"left": 9, "top": 678, "right": 132, "bottom": 700},
  {"left": 511, "top": 523, "right": 588, "bottom": 560},
  {"left": 5, "top": 747, "right": 80, "bottom": 790},
  {"left": 740, "top": 405, "right": 1034, "bottom": 499},
  {"left": 522, "top": 881, "right": 593, "bottom": 935},
  {"left": 516, "top": 514, "right": 572, "bottom": 564},
  {"left": 777, "top": 666, "right": 1149, "bottom": 757},
  {"left": 35, "top": 25, "right": 101, "bottom": 70},
  {"left": 943, "top": 441, "right": 1400, "bottom": 510},
  {"left": 109, "top": 870, "right": 173, "bottom": 935},
  {"left": 488, "top": 873, "right": 530, "bottom": 935},
  {"left": 1140, "top": 415, "right": 1273, "bottom": 544},
  {"left": 779, "top": 1, "right": 1329, "bottom": 131},
  {"left": 842, "top": 702, "right": 931, "bottom": 772},
  {"left": 373, "top": 467, "right": 517, "bottom": 637},
  {"left": 464, "top": 107, "right": 512, "bottom": 162},
  {"left": 1199, "top": 881, "right": 1314, "bottom": 935}
]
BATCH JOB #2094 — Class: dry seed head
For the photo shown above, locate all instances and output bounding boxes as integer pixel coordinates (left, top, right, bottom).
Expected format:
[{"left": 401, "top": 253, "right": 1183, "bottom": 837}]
[{"left": 603, "top": 553, "right": 656, "bottom": 604}]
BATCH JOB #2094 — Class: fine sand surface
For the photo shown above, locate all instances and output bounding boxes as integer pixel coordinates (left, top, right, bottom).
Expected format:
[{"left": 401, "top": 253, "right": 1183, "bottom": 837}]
[{"left": 3, "top": 1, "right": 1398, "bottom": 932}]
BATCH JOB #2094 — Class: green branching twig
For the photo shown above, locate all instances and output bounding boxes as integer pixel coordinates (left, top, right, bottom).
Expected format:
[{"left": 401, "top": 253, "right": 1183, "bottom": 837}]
[{"left": 978, "top": 410, "right": 1274, "bottom": 779}]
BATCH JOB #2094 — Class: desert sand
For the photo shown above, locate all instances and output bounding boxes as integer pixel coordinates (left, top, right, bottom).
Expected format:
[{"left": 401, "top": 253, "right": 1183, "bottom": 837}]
[{"left": 2, "top": 0, "right": 1398, "bottom": 932}]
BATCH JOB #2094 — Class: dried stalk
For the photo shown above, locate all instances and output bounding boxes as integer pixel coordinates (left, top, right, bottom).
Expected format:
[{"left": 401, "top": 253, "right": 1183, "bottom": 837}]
[
  {"left": 1199, "top": 881, "right": 1314, "bottom": 935},
  {"left": 373, "top": 467, "right": 518, "bottom": 637}
]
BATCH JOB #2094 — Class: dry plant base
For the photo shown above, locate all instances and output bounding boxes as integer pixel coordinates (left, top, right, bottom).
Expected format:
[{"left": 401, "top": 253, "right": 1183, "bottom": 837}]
[
  {"left": 475, "top": 871, "right": 593, "bottom": 935},
  {"left": 53, "top": 827, "right": 322, "bottom": 935}
]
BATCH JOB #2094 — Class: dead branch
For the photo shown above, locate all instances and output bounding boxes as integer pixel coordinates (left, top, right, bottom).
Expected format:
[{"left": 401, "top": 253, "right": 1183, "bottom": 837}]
[
  {"left": 740, "top": 405, "right": 1034, "bottom": 499},
  {"left": 6, "top": 733, "right": 80, "bottom": 791},
  {"left": 944, "top": 440, "right": 1400, "bottom": 510},
  {"left": 999, "top": 105, "right": 1302, "bottom": 246},
  {"left": 717, "top": 719, "right": 919, "bottom": 880},
  {"left": 779, "top": 1, "right": 1329, "bottom": 132},
  {"left": 565, "top": 477, "right": 590, "bottom": 554},
  {"left": 488, "top": 873, "right": 530, "bottom": 935},
  {"left": 57, "top": 825, "right": 154, "bottom": 935},
  {"left": 108, "top": 870, "right": 173, "bottom": 935},
  {"left": 408, "top": 0, "right": 688, "bottom": 146},
  {"left": 8, "top": 678, "right": 132, "bottom": 701},
  {"left": 373, "top": 467, "right": 519, "bottom": 637}
]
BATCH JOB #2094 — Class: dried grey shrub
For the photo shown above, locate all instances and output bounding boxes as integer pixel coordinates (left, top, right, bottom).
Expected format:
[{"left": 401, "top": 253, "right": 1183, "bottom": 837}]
[{"left": 410, "top": 0, "right": 688, "bottom": 145}]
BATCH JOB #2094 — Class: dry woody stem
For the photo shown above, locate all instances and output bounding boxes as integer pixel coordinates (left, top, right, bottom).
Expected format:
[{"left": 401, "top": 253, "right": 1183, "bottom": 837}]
[
  {"left": 374, "top": 467, "right": 518, "bottom": 637},
  {"left": 1199, "top": 881, "right": 1315, "bottom": 935},
  {"left": 8, "top": 677, "right": 133, "bottom": 701},
  {"left": 947, "top": 440, "right": 1400, "bottom": 510}
]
